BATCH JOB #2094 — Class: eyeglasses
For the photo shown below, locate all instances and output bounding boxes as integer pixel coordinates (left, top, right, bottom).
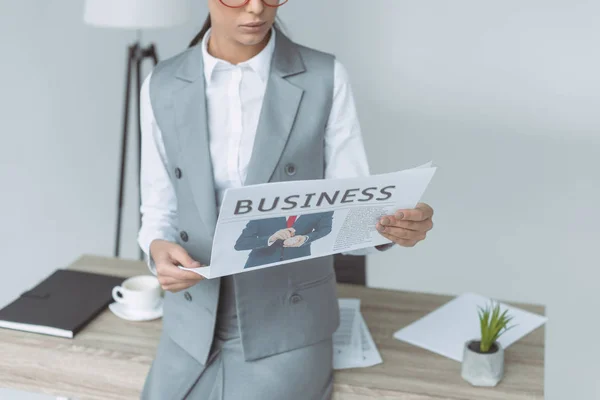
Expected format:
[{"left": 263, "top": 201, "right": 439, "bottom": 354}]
[{"left": 219, "top": 0, "right": 288, "bottom": 8}]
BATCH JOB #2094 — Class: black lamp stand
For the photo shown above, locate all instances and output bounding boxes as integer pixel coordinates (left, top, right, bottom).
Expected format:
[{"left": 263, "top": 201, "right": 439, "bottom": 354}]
[{"left": 114, "top": 42, "right": 158, "bottom": 259}]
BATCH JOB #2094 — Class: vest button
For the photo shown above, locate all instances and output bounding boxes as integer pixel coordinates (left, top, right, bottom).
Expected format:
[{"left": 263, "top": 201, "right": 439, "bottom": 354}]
[
  {"left": 180, "top": 231, "right": 189, "bottom": 242},
  {"left": 184, "top": 291, "right": 192, "bottom": 301},
  {"left": 289, "top": 294, "right": 302, "bottom": 304},
  {"left": 174, "top": 168, "right": 182, "bottom": 179},
  {"left": 285, "top": 163, "right": 296, "bottom": 176}
]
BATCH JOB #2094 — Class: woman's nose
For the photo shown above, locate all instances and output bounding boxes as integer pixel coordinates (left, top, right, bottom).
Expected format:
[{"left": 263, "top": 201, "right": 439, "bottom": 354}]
[{"left": 246, "top": 0, "right": 265, "bottom": 14}]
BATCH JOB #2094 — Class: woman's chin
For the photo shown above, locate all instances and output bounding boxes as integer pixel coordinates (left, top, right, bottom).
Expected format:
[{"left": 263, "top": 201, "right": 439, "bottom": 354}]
[{"left": 235, "top": 28, "right": 270, "bottom": 46}]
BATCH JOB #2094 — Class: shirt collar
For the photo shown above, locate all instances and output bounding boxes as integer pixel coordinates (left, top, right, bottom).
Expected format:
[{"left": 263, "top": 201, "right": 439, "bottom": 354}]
[{"left": 201, "top": 27, "right": 276, "bottom": 84}]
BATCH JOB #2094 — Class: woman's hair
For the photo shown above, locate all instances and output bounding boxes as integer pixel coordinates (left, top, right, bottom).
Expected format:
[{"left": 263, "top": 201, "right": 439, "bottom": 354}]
[{"left": 188, "top": 14, "right": 283, "bottom": 48}]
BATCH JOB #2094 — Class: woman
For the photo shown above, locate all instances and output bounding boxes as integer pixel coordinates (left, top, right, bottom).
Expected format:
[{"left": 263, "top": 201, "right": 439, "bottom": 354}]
[{"left": 137, "top": 0, "right": 434, "bottom": 399}]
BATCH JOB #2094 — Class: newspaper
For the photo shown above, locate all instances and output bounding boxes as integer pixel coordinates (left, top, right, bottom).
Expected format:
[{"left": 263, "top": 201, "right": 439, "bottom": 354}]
[
  {"left": 181, "top": 161, "right": 436, "bottom": 279},
  {"left": 333, "top": 299, "right": 363, "bottom": 368},
  {"left": 357, "top": 312, "right": 384, "bottom": 368},
  {"left": 333, "top": 298, "right": 383, "bottom": 370}
]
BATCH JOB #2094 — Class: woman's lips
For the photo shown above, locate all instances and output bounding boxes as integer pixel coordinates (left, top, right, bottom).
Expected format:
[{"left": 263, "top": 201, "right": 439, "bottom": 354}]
[{"left": 240, "top": 21, "right": 266, "bottom": 32}]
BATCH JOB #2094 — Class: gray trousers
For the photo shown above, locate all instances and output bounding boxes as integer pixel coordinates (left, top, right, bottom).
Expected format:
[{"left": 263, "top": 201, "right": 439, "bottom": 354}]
[{"left": 141, "top": 276, "right": 334, "bottom": 400}]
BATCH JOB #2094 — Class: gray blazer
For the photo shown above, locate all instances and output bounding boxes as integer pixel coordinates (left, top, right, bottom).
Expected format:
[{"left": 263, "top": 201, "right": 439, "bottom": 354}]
[{"left": 148, "top": 28, "right": 339, "bottom": 366}]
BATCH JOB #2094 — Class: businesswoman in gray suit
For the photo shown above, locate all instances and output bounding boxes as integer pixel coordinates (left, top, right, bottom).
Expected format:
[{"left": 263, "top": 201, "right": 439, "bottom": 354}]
[{"left": 137, "top": 0, "right": 435, "bottom": 398}]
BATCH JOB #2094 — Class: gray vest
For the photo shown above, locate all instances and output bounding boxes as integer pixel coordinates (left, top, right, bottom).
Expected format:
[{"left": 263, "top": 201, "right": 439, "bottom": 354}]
[{"left": 148, "top": 29, "right": 339, "bottom": 365}]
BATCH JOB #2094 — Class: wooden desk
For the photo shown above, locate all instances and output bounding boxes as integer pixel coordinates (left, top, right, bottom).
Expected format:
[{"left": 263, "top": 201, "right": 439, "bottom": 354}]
[{"left": 0, "top": 255, "right": 545, "bottom": 399}]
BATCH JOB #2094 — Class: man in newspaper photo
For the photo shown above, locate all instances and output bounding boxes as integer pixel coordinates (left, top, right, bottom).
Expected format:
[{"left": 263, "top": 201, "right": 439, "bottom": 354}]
[{"left": 234, "top": 211, "right": 334, "bottom": 269}]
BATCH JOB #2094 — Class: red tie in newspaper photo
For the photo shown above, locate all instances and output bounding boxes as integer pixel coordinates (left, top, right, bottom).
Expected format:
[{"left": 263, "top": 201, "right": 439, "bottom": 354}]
[{"left": 286, "top": 215, "right": 297, "bottom": 228}]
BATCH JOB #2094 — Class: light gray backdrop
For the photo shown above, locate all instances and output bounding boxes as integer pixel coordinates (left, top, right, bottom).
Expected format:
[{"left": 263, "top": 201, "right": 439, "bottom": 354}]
[{"left": 1, "top": 0, "right": 598, "bottom": 399}]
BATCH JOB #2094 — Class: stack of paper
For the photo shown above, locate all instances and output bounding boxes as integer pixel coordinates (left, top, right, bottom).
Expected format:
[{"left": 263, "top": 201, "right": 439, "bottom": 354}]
[
  {"left": 393, "top": 292, "right": 548, "bottom": 362},
  {"left": 332, "top": 298, "right": 383, "bottom": 370}
]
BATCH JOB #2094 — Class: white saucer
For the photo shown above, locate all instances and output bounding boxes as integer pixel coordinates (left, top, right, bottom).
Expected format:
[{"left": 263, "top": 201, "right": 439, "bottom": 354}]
[{"left": 108, "top": 299, "right": 163, "bottom": 321}]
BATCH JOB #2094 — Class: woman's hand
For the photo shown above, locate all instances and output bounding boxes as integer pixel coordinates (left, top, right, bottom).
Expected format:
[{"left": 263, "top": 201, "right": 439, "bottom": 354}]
[
  {"left": 376, "top": 203, "right": 434, "bottom": 247},
  {"left": 150, "top": 239, "right": 205, "bottom": 293}
]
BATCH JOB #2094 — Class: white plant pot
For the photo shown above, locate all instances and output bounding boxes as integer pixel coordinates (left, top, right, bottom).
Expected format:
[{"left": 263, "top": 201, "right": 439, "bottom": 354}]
[{"left": 461, "top": 339, "right": 504, "bottom": 387}]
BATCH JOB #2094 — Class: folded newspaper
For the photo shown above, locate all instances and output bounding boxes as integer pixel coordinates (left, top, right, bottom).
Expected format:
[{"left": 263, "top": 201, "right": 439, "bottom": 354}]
[{"left": 181, "top": 161, "right": 436, "bottom": 278}]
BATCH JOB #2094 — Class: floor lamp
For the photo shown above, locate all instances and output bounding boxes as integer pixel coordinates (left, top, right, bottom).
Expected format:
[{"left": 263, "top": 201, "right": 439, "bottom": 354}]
[{"left": 83, "top": 0, "right": 191, "bottom": 259}]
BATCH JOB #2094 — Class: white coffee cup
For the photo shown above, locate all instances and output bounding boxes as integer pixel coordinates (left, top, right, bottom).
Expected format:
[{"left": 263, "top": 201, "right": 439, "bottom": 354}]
[{"left": 112, "top": 275, "right": 162, "bottom": 311}]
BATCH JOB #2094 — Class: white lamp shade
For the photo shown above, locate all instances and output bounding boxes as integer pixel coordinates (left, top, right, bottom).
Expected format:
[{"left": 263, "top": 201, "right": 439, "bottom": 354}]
[{"left": 84, "top": 0, "right": 192, "bottom": 29}]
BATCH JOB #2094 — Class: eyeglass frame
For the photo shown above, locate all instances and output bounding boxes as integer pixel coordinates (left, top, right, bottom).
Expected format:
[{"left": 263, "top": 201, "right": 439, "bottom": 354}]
[{"left": 218, "top": 0, "right": 288, "bottom": 8}]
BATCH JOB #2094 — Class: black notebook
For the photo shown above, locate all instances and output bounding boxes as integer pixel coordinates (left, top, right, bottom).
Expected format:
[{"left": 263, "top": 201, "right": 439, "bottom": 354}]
[{"left": 0, "top": 269, "right": 124, "bottom": 338}]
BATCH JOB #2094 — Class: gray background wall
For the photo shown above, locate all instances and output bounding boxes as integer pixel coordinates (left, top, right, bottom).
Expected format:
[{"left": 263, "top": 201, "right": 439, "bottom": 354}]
[{"left": 1, "top": 0, "right": 598, "bottom": 399}]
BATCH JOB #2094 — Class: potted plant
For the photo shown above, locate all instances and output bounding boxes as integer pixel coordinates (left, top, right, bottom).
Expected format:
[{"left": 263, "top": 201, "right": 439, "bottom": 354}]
[{"left": 461, "top": 301, "right": 515, "bottom": 387}]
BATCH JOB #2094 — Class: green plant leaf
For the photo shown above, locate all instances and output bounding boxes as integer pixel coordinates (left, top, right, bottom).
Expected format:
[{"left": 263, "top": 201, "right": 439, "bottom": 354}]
[{"left": 477, "top": 300, "right": 516, "bottom": 353}]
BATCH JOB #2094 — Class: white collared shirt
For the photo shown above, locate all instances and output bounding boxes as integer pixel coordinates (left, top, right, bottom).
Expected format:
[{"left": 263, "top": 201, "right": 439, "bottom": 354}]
[
  {"left": 202, "top": 28, "right": 276, "bottom": 204},
  {"left": 138, "top": 28, "right": 376, "bottom": 263}
]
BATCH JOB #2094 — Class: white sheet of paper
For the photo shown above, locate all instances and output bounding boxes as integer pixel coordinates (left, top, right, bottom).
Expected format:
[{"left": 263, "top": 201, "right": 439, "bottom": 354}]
[
  {"left": 358, "top": 312, "right": 383, "bottom": 368},
  {"left": 393, "top": 292, "right": 547, "bottom": 362},
  {"left": 333, "top": 299, "right": 383, "bottom": 370},
  {"left": 333, "top": 299, "right": 362, "bottom": 355},
  {"left": 333, "top": 298, "right": 363, "bottom": 369}
]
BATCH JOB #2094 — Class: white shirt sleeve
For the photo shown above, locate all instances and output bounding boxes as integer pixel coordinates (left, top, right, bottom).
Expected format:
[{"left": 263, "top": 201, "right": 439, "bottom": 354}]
[
  {"left": 137, "top": 71, "right": 180, "bottom": 275},
  {"left": 325, "top": 60, "right": 392, "bottom": 256}
]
